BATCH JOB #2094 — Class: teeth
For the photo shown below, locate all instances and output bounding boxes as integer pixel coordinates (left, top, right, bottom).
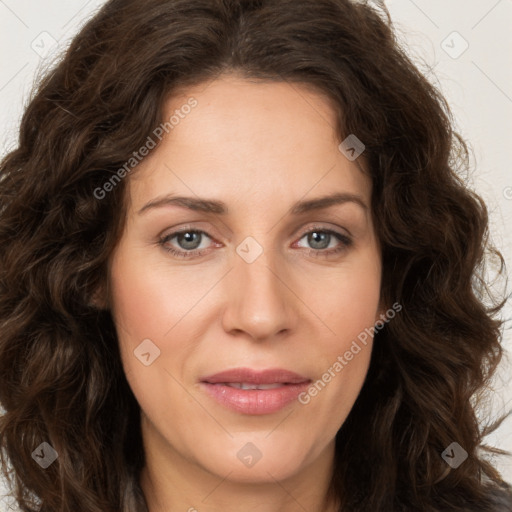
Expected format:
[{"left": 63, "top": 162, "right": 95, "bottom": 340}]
[{"left": 225, "top": 382, "right": 284, "bottom": 390}]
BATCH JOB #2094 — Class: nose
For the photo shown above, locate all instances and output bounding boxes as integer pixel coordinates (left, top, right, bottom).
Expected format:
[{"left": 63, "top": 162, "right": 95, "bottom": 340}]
[{"left": 221, "top": 242, "right": 297, "bottom": 342}]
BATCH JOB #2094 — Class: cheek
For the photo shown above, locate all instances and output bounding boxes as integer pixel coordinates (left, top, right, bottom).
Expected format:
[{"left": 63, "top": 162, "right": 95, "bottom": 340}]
[
  {"left": 316, "top": 260, "right": 381, "bottom": 342},
  {"left": 109, "top": 247, "right": 200, "bottom": 343},
  {"left": 108, "top": 257, "right": 191, "bottom": 425},
  {"left": 109, "top": 263, "right": 162, "bottom": 343},
  {"left": 299, "top": 255, "right": 380, "bottom": 421},
  {"left": 108, "top": 248, "right": 176, "bottom": 383},
  {"left": 108, "top": 248, "right": 211, "bottom": 399},
  {"left": 299, "top": 331, "right": 374, "bottom": 436}
]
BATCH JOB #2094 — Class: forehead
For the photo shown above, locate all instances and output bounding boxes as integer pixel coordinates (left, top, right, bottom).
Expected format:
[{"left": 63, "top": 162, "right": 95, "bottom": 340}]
[
  {"left": 127, "top": 74, "right": 371, "bottom": 213},
  {"left": 165, "top": 73, "right": 342, "bottom": 148}
]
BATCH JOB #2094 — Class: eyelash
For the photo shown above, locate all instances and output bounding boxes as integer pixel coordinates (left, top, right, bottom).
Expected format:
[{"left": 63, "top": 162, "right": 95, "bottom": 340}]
[{"left": 158, "top": 225, "right": 353, "bottom": 260}]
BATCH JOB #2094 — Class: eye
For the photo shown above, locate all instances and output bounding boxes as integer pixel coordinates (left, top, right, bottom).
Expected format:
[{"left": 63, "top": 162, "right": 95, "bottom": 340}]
[
  {"left": 294, "top": 226, "right": 353, "bottom": 257},
  {"left": 159, "top": 229, "right": 215, "bottom": 259},
  {"left": 158, "top": 225, "right": 353, "bottom": 259}
]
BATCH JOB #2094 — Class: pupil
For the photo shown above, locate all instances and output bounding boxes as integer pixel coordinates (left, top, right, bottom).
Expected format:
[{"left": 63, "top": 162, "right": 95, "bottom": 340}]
[
  {"left": 179, "top": 232, "right": 200, "bottom": 249},
  {"left": 310, "top": 231, "right": 329, "bottom": 249}
]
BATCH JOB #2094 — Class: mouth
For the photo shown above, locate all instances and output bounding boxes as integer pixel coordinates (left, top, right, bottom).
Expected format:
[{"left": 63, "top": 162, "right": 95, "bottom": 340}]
[
  {"left": 219, "top": 382, "right": 286, "bottom": 390},
  {"left": 201, "top": 367, "right": 310, "bottom": 385},
  {"left": 199, "top": 368, "right": 311, "bottom": 415}
]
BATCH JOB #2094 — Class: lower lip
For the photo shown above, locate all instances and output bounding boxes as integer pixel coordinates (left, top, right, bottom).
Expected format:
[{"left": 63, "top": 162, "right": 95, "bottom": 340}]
[{"left": 201, "top": 382, "right": 310, "bottom": 415}]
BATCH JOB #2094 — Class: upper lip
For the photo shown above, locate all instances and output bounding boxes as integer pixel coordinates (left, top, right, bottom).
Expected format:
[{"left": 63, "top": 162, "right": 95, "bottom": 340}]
[{"left": 201, "top": 368, "right": 310, "bottom": 385}]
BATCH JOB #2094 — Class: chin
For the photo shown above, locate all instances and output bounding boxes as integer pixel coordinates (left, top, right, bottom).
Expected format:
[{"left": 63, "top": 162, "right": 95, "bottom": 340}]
[{"left": 195, "top": 436, "right": 315, "bottom": 484}]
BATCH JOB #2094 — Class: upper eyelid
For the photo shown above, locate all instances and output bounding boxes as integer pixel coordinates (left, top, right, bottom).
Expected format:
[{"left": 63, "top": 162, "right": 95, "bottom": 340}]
[
  {"left": 160, "top": 224, "right": 351, "bottom": 245},
  {"left": 297, "top": 224, "right": 350, "bottom": 238}
]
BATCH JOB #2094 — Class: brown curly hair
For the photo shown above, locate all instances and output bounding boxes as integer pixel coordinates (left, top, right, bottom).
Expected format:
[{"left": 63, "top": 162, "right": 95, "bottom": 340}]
[{"left": 0, "top": 0, "right": 511, "bottom": 511}]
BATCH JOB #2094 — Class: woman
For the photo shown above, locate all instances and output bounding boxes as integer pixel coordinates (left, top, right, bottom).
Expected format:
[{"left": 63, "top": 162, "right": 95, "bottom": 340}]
[{"left": 0, "top": 0, "right": 511, "bottom": 510}]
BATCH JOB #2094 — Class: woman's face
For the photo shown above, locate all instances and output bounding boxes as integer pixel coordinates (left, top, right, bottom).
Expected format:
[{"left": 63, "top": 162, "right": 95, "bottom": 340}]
[{"left": 108, "top": 73, "right": 383, "bottom": 485}]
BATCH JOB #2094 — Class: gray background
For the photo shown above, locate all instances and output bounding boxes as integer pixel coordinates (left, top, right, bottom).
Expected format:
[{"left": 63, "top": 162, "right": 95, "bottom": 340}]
[{"left": 0, "top": 0, "right": 511, "bottom": 508}]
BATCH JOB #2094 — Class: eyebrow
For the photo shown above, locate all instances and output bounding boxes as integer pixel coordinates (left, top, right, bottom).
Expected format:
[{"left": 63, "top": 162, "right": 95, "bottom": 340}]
[{"left": 137, "top": 191, "right": 368, "bottom": 216}]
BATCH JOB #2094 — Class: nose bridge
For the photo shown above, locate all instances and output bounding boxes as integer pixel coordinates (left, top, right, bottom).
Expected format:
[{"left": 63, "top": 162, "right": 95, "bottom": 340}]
[{"left": 222, "top": 235, "right": 294, "bottom": 340}]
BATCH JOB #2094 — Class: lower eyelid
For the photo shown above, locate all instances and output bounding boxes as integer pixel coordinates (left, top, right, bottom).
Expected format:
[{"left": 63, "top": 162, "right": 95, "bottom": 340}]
[
  {"left": 296, "top": 230, "right": 350, "bottom": 247},
  {"left": 161, "top": 230, "right": 215, "bottom": 251},
  {"left": 160, "top": 228, "right": 351, "bottom": 255}
]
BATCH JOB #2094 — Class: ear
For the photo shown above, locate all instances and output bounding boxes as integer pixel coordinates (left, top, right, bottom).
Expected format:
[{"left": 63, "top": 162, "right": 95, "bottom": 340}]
[
  {"left": 374, "top": 299, "right": 402, "bottom": 328},
  {"left": 374, "top": 310, "right": 386, "bottom": 327},
  {"left": 374, "top": 297, "right": 390, "bottom": 326},
  {"left": 88, "top": 283, "right": 109, "bottom": 310}
]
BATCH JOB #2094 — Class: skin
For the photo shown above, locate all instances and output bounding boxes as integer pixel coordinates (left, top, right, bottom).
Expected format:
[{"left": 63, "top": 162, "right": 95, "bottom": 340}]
[{"left": 107, "top": 73, "right": 384, "bottom": 512}]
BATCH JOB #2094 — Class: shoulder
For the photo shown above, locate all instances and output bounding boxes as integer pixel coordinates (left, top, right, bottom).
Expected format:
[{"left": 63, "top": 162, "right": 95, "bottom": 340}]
[
  {"left": 425, "top": 484, "right": 512, "bottom": 512},
  {"left": 471, "top": 485, "right": 512, "bottom": 512},
  {"left": 485, "top": 486, "right": 512, "bottom": 511}
]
